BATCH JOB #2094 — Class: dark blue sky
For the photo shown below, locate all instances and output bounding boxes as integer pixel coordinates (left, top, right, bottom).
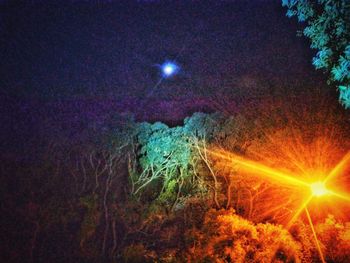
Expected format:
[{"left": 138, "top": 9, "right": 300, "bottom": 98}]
[
  {"left": 1, "top": 0, "right": 326, "bottom": 99},
  {"left": 2, "top": 0, "right": 340, "bottom": 157}
]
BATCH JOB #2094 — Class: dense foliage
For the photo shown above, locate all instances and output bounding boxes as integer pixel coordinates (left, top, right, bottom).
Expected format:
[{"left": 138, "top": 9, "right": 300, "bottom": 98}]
[
  {"left": 3, "top": 92, "right": 350, "bottom": 262},
  {"left": 186, "top": 208, "right": 304, "bottom": 262},
  {"left": 282, "top": 0, "right": 350, "bottom": 108}
]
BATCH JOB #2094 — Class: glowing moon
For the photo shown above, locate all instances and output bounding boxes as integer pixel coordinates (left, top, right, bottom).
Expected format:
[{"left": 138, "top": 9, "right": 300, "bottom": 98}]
[{"left": 161, "top": 61, "right": 179, "bottom": 77}]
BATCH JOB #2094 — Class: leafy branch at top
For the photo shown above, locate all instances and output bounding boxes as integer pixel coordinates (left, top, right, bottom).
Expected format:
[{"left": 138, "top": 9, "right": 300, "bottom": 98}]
[{"left": 282, "top": 0, "right": 350, "bottom": 108}]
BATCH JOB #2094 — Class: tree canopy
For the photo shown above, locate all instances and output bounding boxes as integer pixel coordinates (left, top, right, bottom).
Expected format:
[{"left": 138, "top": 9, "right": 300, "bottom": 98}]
[{"left": 282, "top": 0, "right": 350, "bottom": 108}]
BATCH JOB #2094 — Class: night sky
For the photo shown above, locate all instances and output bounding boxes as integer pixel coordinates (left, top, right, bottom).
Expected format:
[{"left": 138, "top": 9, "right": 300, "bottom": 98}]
[
  {"left": 1, "top": 0, "right": 321, "bottom": 99},
  {"left": 1, "top": 0, "right": 335, "bottom": 156},
  {"left": 2, "top": 1, "right": 350, "bottom": 262}
]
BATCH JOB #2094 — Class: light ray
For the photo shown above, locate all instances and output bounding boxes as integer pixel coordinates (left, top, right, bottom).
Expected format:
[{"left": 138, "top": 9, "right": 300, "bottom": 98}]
[
  {"left": 204, "top": 147, "right": 310, "bottom": 188},
  {"left": 324, "top": 151, "right": 350, "bottom": 184},
  {"left": 286, "top": 195, "right": 313, "bottom": 229},
  {"left": 305, "top": 207, "right": 326, "bottom": 263},
  {"left": 328, "top": 190, "right": 350, "bottom": 202},
  {"left": 264, "top": 133, "right": 310, "bottom": 176},
  {"left": 258, "top": 202, "right": 292, "bottom": 219},
  {"left": 196, "top": 143, "right": 350, "bottom": 239}
]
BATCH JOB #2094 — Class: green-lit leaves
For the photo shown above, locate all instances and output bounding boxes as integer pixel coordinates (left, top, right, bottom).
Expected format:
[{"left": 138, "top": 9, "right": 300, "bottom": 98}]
[
  {"left": 313, "top": 48, "right": 333, "bottom": 69},
  {"left": 282, "top": 0, "right": 314, "bottom": 21},
  {"left": 339, "top": 85, "right": 350, "bottom": 109},
  {"left": 332, "top": 45, "right": 350, "bottom": 82},
  {"left": 136, "top": 122, "right": 190, "bottom": 169},
  {"left": 129, "top": 113, "right": 229, "bottom": 208},
  {"left": 131, "top": 119, "right": 195, "bottom": 205},
  {"left": 282, "top": 0, "right": 350, "bottom": 108}
]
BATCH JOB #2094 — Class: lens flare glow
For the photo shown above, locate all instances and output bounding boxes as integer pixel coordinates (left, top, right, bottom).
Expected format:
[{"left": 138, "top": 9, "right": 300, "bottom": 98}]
[
  {"left": 310, "top": 181, "right": 328, "bottom": 197},
  {"left": 197, "top": 96, "right": 350, "bottom": 262},
  {"left": 200, "top": 145, "right": 350, "bottom": 262},
  {"left": 161, "top": 61, "right": 179, "bottom": 77},
  {"left": 203, "top": 147, "right": 350, "bottom": 202}
]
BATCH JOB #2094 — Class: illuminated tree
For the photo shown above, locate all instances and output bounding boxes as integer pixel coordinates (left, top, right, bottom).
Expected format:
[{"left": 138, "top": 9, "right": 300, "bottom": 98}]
[
  {"left": 186, "top": 209, "right": 304, "bottom": 262},
  {"left": 129, "top": 113, "right": 222, "bottom": 208},
  {"left": 282, "top": 0, "right": 350, "bottom": 108}
]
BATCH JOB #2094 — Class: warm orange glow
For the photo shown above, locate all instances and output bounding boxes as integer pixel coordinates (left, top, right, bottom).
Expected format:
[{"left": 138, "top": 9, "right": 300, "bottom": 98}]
[
  {"left": 327, "top": 190, "right": 350, "bottom": 202},
  {"left": 311, "top": 181, "right": 328, "bottom": 197},
  {"left": 324, "top": 151, "right": 350, "bottom": 184},
  {"left": 198, "top": 96, "right": 350, "bottom": 261},
  {"left": 199, "top": 144, "right": 350, "bottom": 262},
  {"left": 286, "top": 195, "right": 313, "bottom": 229},
  {"left": 204, "top": 147, "right": 350, "bottom": 206}
]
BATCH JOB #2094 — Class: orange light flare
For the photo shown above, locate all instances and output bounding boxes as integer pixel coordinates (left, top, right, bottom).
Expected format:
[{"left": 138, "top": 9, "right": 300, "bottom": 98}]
[
  {"left": 310, "top": 181, "right": 328, "bottom": 197},
  {"left": 201, "top": 92, "right": 350, "bottom": 261},
  {"left": 202, "top": 145, "right": 350, "bottom": 263},
  {"left": 201, "top": 146, "right": 350, "bottom": 221},
  {"left": 324, "top": 151, "right": 350, "bottom": 185},
  {"left": 205, "top": 147, "right": 310, "bottom": 188}
]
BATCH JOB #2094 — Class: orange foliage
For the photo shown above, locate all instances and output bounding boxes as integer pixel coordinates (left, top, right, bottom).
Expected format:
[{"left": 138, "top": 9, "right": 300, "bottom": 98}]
[
  {"left": 315, "top": 215, "right": 350, "bottom": 262},
  {"left": 186, "top": 209, "right": 303, "bottom": 262}
]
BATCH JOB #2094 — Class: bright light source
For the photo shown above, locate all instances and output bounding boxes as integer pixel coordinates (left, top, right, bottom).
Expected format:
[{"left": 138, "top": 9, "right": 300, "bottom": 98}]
[
  {"left": 161, "top": 62, "right": 179, "bottom": 77},
  {"left": 311, "top": 181, "right": 328, "bottom": 197},
  {"left": 164, "top": 65, "right": 175, "bottom": 75}
]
